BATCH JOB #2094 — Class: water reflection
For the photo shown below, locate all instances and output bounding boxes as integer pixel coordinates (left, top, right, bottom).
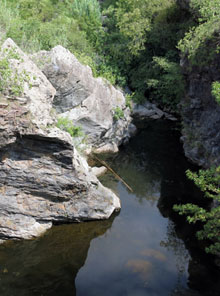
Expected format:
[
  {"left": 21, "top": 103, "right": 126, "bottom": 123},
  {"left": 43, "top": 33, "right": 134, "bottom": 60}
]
[
  {"left": 0, "top": 218, "right": 115, "bottom": 296},
  {"left": 0, "top": 120, "right": 219, "bottom": 296}
]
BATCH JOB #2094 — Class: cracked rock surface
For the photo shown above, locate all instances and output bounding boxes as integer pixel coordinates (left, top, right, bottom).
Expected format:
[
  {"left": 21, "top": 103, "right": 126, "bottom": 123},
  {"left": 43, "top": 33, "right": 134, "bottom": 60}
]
[
  {"left": 32, "top": 46, "right": 136, "bottom": 152},
  {"left": 0, "top": 39, "right": 120, "bottom": 241}
]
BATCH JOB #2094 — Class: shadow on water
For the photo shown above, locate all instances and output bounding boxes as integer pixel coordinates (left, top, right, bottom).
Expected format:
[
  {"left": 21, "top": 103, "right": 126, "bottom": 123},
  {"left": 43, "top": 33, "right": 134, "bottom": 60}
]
[
  {"left": 0, "top": 217, "right": 116, "bottom": 296},
  {"left": 96, "top": 120, "right": 220, "bottom": 296},
  {"left": 0, "top": 120, "right": 219, "bottom": 296}
]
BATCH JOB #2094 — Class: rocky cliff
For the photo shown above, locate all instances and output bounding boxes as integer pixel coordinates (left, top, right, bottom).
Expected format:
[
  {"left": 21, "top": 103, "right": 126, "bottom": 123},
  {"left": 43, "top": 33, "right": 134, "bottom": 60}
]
[
  {"left": 177, "top": 0, "right": 220, "bottom": 168},
  {"left": 180, "top": 56, "right": 220, "bottom": 167},
  {"left": 0, "top": 39, "right": 121, "bottom": 241},
  {"left": 31, "top": 46, "right": 135, "bottom": 153}
]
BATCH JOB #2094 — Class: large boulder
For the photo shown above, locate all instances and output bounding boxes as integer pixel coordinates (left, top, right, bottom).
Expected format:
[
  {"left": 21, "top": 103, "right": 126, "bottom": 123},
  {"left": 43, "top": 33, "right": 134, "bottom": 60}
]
[
  {"left": 132, "top": 101, "right": 177, "bottom": 121},
  {"left": 31, "top": 46, "right": 135, "bottom": 152},
  {"left": 0, "top": 39, "right": 120, "bottom": 241}
]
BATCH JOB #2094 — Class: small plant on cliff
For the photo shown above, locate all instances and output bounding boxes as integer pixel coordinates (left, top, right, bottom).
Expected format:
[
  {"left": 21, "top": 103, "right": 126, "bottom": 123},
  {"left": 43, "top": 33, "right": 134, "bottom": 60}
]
[
  {"left": 211, "top": 81, "right": 220, "bottom": 105},
  {"left": 56, "top": 117, "right": 84, "bottom": 138},
  {"left": 174, "top": 167, "right": 220, "bottom": 255},
  {"left": 113, "top": 106, "right": 124, "bottom": 121},
  {"left": 0, "top": 47, "right": 31, "bottom": 97},
  {"left": 125, "top": 92, "right": 135, "bottom": 109}
]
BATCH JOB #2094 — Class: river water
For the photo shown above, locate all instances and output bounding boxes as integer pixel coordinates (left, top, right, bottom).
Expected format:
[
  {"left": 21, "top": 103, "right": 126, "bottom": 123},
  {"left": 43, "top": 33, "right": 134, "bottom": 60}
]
[{"left": 0, "top": 120, "right": 219, "bottom": 296}]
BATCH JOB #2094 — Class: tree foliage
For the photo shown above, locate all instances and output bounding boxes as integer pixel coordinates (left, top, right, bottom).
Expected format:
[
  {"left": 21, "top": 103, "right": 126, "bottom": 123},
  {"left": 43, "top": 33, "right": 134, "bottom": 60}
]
[
  {"left": 0, "top": 0, "right": 207, "bottom": 110},
  {"left": 178, "top": 0, "right": 220, "bottom": 65},
  {"left": 212, "top": 81, "right": 220, "bottom": 105},
  {"left": 174, "top": 168, "right": 220, "bottom": 255},
  {"left": 101, "top": 0, "right": 191, "bottom": 110}
]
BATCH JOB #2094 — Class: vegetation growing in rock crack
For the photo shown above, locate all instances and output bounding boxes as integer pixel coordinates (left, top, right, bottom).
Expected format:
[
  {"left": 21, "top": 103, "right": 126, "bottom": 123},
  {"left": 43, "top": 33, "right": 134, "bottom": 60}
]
[
  {"left": 56, "top": 117, "right": 84, "bottom": 138},
  {"left": 0, "top": 47, "right": 31, "bottom": 97},
  {"left": 113, "top": 106, "right": 124, "bottom": 120},
  {"left": 212, "top": 81, "right": 220, "bottom": 105}
]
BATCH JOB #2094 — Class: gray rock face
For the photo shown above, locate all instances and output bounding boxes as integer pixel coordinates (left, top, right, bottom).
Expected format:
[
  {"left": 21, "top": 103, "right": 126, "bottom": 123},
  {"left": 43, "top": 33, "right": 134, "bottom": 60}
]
[
  {"left": 31, "top": 46, "right": 135, "bottom": 151},
  {"left": 1, "top": 38, "right": 56, "bottom": 127},
  {"left": 180, "top": 56, "right": 220, "bottom": 167},
  {"left": 0, "top": 39, "right": 120, "bottom": 241},
  {"left": 132, "top": 102, "right": 177, "bottom": 121},
  {"left": 91, "top": 166, "right": 107, "bottom": 177}
]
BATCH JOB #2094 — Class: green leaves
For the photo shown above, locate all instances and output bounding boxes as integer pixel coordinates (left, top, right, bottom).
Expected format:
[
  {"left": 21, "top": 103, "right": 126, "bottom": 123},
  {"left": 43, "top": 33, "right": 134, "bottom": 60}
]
[
  {"left": 113, "top": 107, "right": 124, "bottom": 121},
  {"left": 114, "top": 1, "right": 150, "bottom": 56},
  {"left": 174, "top": 167, "right": 220, "bottom": 255},
  {"left": 56, "top": 117, "right": 84, "bottom": 138},
  {"left": 212, "top": 81, "right": 220, "bottom": 105},
  {"left": 131, "top": 56, "right": 184, "bottom": 109},
  {"left": 186, "top": 168, "right": 220, "bottom": 201},
  {"left": 70, "top": 0, "right": 103, "bottom": 46},
  {"left": 190, "top": 0, "right": 220, "bottom": 22},
  {"left": 173, "top": 204, "right": 208, "bottom": 223},
  {"left": 0, "top": 48, "right": 31, "bottom": 97},
  {"left": 178, "top": 0, "right": 220, "bottom": 65}
]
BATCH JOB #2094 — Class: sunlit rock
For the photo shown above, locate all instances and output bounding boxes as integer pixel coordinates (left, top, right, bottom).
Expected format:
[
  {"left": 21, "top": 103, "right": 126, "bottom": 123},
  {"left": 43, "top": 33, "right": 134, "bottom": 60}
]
[{"left": 0, "top": 39, "right": 121, "bottom": 241}]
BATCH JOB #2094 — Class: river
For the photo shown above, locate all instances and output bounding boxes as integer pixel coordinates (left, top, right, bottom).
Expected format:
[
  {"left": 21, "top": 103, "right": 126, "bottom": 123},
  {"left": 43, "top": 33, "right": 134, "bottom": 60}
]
[{"left": 0, "top": 120, "right": 219, "bottom": 296}]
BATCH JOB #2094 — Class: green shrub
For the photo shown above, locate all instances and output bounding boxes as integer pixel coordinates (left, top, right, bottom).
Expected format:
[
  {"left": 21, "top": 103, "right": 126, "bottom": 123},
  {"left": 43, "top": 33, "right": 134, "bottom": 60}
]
[
  {"left": 190, "top": 0, "right": 220, "bottom": 22},
  {"left": 70, "top": 0, "right": 103, "bottom": 46},
  {"left": 113, "top": 107, "right": 124, "bottom": 120},
  {"left": 56, "top": 117, "right": 83, "bottom": 138},
  {"left": 102, "top": 0, "right": 190, "bottom": 110},
  {"left": 174, "top": 167, "right": 220, "bottom": 255},
  {"left": 211, "top": 81, "right": 220, "bottom": 105},
  {"left": 76, "top": 52, "right": 118, "bottom": 85},
  {"left": 125, "top": 93, "right": 135, "bottom": 109},
  {"left": 0, "top": 0, "right": 95, "bottom": 55},
  {"left": 178, "top": 0, "right": 220, "bottom": 65},
  {"left": 0, "top": 47, "right": 31, "bottom": 97},
  {"left": 131, "top": 56, "right": 184, "bottom": 110}
]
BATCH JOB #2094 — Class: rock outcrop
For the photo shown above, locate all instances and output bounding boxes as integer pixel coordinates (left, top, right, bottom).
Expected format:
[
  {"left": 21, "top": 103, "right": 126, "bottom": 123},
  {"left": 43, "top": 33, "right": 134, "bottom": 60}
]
[
  {"left": 0, "top": 39, "right": 121, "bottom": 241},
  {"left": 31, "top": 46, "right": 136, "bottom": 153},
  {"left": 180, "top": 56, "right": 220, "bottom": 168},
  {"left": 176, "top": 0, "right": 220, "bottom": 167},
  {"left": 132, "top": 101, "right": 177, "bottom": 121}
]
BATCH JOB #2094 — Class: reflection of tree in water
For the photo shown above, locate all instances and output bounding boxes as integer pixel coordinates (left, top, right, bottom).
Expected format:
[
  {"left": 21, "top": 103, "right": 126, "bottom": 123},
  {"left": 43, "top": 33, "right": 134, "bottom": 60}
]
[
  {"left": 160, "top": 221, "right": 190, "bottom": 277},
  {"left": 160, "top": 221, "right": 196, "bottom": 296},
  {"left": 100, "top": 120, "right": 191, "bottom": 204},
  {"left": 0, "top": 217, "right": 115, "bottom": 296},
  {"left": 99, "top": 145, "right": 162, "bottom": 204},
  {"left": 100, "top": 162, "right": 161, "bottom": 205},
  {"left": 98, "top": 120, "right": 220, "bottom": 296}
]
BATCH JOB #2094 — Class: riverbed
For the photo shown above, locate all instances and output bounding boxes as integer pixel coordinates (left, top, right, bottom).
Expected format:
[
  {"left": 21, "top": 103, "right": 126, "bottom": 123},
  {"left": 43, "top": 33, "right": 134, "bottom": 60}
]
[{"left": 0, "top": 120, "right": 219, "bottom": 296}]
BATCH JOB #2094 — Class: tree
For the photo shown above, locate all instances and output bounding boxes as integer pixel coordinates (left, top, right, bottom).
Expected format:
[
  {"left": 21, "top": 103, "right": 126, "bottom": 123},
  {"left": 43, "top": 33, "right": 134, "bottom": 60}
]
[{"left": 174, "top": 167, "right": 220, "bottom": 255}]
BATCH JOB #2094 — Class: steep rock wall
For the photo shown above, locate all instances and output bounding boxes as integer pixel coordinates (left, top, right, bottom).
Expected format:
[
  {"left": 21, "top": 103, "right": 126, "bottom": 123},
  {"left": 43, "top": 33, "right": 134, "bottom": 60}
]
[{"left": 180, "top": 56, "right": 220, "bottom": 167}]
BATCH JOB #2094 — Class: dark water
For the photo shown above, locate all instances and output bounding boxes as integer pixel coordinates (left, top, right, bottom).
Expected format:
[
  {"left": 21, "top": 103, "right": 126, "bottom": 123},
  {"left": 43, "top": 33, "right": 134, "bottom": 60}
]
[{"left": 0, "top": 120, "right": 219, "bottom": 296}]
